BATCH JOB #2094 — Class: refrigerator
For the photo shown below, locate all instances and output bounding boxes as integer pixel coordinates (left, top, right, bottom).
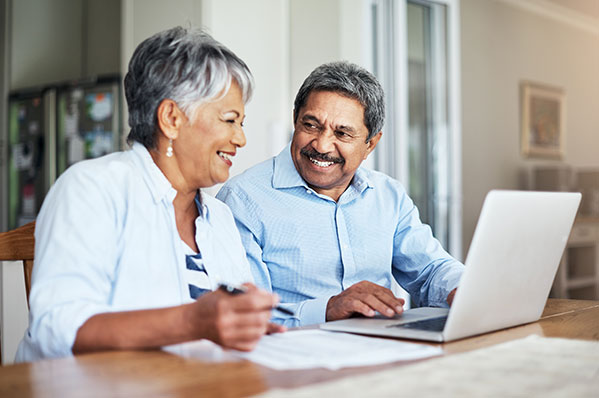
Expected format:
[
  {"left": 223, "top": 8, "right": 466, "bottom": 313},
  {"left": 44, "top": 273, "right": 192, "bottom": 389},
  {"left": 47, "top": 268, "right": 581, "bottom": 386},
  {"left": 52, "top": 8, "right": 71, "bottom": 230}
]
[
  {"left": 6, "top": 88, "right": 56, "bottom": 229},
  {"left": 6, "top": 76, "right": 121, "bottom": 230},
  {"left": 56, "top": 76, "right": 121, "bottom": 175}
]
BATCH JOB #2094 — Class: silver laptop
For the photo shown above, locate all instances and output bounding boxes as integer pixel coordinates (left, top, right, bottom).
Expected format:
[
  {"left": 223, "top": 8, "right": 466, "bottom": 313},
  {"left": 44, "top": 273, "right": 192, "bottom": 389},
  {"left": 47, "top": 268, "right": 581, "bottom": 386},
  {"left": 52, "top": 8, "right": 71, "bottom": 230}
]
[{"left": 320, "top": 190, "right": 581, "bottom": 342}]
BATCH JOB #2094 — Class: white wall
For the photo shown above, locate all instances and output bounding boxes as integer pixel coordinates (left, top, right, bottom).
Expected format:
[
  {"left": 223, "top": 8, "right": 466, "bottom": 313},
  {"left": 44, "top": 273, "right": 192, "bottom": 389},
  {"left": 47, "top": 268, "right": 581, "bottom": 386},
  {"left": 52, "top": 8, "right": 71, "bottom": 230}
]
[
  {"left": 202, "top": 0, "right": 291, "bottom": 192},
  {"left": 0, "top": 261, "right": 28, "bottom": 365},
  {"left": 84, "top": 0, "right": 121, "bottom": 77},
  {"left": 10, "top": 0, "right": 121, "bottom": 89},
  {"left": 290, "top": 0, "right": 371, "bottom": 110},
  {"left": 289, "top": 0, "right": 374, "bottom": 169},
  {"left": 461, "top": 0, "right": 599, "bottom": 252},
  {"left": 10, "top": 0, "right": 83, "bottom": 89},
  {"left": 121, "top": 0, "right": 202, "bottom": 56}
]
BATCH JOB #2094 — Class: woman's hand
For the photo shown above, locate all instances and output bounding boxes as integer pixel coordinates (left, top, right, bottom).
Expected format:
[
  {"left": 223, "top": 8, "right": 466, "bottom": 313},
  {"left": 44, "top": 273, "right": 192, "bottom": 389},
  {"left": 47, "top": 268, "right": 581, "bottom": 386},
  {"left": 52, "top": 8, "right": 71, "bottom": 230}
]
[
  {"left": 73, "top": 283, "right": 284, "bottom": 354},
  {"left": 186, "top": 283, "right": 284, "bottom": 351}
]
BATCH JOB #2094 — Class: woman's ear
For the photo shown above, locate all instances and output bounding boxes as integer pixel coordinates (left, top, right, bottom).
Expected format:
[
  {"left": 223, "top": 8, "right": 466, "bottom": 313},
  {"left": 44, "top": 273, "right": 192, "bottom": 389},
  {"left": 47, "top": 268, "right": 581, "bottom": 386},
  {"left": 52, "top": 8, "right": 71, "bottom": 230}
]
[{"left": 156, "top": 99, "right": 185, "bottom": 140}]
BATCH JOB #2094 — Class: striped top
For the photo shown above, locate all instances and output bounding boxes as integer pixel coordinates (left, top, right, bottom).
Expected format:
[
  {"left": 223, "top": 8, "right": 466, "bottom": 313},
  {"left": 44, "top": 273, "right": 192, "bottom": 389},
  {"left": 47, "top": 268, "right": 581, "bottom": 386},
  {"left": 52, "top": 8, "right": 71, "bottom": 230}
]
[{"left": 182, "top": 241, "right": 211, "bottom": 299}]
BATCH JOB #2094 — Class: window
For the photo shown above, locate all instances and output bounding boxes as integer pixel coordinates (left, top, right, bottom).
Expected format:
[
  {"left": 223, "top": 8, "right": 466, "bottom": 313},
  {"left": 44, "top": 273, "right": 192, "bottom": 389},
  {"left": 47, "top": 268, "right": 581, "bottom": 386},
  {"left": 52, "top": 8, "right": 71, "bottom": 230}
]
[{"left": 371, "top": 0, "right": 462, "bottom": 258}]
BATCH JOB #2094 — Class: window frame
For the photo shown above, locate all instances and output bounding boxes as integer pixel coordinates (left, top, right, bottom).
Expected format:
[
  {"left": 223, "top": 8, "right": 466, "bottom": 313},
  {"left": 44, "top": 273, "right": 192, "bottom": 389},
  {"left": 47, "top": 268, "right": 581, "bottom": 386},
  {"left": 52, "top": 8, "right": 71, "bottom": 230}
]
[{"left": 371, "top": 0, "right": 463, "bottom": 259}]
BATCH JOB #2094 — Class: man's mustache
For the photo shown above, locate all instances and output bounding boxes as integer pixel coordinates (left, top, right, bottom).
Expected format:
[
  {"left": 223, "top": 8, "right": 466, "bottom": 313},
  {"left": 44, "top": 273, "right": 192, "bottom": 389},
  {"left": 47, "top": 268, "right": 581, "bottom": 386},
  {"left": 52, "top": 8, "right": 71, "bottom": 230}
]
[{"left": 300, "top": 147, "right": 344, "bottom": 164}]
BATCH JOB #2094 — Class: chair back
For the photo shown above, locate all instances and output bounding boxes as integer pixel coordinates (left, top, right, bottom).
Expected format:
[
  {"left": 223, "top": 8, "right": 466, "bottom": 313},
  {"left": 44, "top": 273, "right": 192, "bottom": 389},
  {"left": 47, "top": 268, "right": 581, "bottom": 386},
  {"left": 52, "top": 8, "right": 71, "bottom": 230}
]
[
  {"left": 0, "top": 221, "right": 35, "bottom": 365},
  {"left": 0, "top": 221, "right": 35, "bottom": 301}
]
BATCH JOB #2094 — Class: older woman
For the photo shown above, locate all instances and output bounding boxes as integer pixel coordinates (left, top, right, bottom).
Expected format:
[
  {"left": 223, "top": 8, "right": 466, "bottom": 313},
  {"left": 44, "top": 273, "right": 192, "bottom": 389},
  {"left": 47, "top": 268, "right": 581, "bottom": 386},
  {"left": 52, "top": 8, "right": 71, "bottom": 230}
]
[{"left": 16, "top": 27, "right": 284, "bottom": 362}]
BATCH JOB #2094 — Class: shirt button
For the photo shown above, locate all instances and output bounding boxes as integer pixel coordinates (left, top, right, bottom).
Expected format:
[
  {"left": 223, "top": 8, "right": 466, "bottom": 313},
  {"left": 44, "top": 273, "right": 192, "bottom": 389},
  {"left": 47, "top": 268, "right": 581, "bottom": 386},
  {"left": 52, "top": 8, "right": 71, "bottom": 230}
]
[{"left": 306, "top": 189, "right": 312, "bottom": 194}]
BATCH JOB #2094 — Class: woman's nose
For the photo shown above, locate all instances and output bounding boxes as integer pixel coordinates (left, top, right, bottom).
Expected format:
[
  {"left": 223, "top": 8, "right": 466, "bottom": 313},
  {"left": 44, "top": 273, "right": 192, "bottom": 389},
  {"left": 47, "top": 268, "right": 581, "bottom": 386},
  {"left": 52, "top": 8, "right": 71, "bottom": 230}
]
[{"left": 233, "top": 125, "right": 247, "bottom": 148}]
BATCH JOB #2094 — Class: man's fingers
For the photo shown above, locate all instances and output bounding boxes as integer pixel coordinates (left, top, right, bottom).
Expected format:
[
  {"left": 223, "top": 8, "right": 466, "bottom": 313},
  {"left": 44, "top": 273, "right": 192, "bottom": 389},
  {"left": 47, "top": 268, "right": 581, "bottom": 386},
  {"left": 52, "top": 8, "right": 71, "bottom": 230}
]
[
  {"left": 372, "top": 290, "right": 405, "bottom": 314},
  {"left": 352, "top": 282, "right": 404, "bottom": 315},
  {"left": 346, "top": 298, "right": 376, "bottom": 317},
  {"left": 326, "top": 281, "right": 406, "bottom": 321},
  {"left": 359, "top": 294, "right": 396, "bottom": 317}
]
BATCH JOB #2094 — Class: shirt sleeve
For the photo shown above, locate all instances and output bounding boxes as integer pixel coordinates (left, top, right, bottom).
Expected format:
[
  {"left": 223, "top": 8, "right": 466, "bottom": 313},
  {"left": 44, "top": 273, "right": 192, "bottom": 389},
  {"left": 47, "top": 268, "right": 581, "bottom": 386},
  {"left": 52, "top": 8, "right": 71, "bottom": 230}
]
[
  {"left": 391, "top": 187, "right": 464, "bottom": 308},
  {"left": 217, "top": 186, "right": 329, "bottom": 327},
  {"left": 25, "top": 164, "right": 121, "bottom": 359}
]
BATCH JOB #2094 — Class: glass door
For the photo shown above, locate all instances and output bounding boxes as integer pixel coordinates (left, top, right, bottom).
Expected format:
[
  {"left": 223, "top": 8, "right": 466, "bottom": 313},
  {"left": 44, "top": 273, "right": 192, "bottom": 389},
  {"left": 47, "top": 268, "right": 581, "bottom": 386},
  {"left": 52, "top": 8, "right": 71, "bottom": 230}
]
[
  {"left": 371, "top": 0, "right": 461, "bottom": 257},
  {"left": 407, "top": 0, "right": 451, "bottom": 249}
]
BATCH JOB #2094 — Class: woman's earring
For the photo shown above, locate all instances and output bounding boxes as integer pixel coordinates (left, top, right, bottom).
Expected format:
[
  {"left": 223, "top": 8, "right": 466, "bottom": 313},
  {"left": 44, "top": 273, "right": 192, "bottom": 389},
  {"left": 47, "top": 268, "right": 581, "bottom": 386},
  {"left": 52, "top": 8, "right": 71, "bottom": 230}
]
[{"left": 166, "top": 139, "right": 173, "bottom": 158}]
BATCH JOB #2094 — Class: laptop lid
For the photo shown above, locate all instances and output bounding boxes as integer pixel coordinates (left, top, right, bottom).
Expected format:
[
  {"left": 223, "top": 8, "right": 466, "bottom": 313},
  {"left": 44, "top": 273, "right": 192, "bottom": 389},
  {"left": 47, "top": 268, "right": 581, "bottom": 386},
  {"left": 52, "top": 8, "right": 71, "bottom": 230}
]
[
  {"left": 320, "top": 190, "right": 581, "bottom": 342},
  {"left": 442, "top": 190, "right": 580, "bottom": 341}
]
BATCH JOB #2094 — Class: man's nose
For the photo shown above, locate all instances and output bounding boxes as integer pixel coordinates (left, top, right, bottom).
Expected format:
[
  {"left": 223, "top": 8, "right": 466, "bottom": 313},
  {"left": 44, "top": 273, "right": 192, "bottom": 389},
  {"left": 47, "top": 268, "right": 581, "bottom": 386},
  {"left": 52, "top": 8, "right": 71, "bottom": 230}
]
[{"left": 312, "top": 129, "right": 336, "bottom": 154}]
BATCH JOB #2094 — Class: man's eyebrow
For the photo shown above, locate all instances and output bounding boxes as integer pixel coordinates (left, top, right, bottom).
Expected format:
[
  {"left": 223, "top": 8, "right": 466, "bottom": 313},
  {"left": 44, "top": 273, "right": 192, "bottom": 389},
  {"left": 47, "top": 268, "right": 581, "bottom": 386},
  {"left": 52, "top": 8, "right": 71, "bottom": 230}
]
[
  {"left": 300, "top": 114, "right": 321, "bottom": 124},
  {"left": 336, "top": 124, "right": 356, "bottom": 134}
]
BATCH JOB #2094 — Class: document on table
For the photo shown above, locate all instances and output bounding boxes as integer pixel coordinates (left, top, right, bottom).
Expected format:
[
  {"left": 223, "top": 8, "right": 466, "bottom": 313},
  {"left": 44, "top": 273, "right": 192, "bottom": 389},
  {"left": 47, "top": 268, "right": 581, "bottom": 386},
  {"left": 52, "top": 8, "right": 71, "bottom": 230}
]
[
  {"left": 259, "top": 335, "right": 599, "bottom": 397},
  {"left": 231, "top": 329, "right": 442, "bottom": 370}
]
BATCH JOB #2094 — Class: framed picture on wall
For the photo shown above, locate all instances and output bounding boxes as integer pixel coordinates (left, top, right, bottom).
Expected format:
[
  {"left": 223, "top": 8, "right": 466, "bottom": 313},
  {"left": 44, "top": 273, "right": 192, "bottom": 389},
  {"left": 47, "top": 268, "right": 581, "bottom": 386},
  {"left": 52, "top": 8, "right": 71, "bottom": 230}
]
[{"left": 520, "top": 81, "right": 566, "bottom": 159}]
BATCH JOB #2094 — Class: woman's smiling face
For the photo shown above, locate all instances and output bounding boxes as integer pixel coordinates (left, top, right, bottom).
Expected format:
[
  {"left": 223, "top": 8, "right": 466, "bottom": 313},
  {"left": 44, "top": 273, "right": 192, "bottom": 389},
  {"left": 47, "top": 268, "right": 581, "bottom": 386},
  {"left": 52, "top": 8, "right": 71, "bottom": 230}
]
[{"left": 174, "top": 81, "right": 247, "bottom": 188}]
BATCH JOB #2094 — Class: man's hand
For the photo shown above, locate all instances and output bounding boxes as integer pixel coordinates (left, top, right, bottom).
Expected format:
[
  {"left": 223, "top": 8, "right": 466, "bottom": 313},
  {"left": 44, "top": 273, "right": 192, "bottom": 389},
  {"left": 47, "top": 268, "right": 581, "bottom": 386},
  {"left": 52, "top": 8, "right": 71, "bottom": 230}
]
[
  {"left": 326, "top": 281, "right": 405, "bottom": 322},
  {"left": 187, "top": 283, "right": 283, "bottom": 351},
  {"left": 447, "top": 288, "right": 457, "bottom": 306}
]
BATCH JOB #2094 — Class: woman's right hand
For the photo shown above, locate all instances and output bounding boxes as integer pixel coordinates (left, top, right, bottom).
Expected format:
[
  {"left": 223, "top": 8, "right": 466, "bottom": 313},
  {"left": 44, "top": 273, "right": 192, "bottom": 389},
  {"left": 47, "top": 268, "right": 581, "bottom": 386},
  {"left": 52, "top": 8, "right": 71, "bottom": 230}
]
[{"left": 186, "top": 283, "right": 285, "bottom": 351}]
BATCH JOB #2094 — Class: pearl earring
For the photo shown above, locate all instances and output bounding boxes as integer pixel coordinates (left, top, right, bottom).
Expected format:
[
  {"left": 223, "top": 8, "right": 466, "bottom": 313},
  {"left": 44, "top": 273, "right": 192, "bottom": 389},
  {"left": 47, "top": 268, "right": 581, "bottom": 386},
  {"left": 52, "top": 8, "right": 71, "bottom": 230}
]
[{"left": 166, "top": 139, "right": 173, "bottom": 158}]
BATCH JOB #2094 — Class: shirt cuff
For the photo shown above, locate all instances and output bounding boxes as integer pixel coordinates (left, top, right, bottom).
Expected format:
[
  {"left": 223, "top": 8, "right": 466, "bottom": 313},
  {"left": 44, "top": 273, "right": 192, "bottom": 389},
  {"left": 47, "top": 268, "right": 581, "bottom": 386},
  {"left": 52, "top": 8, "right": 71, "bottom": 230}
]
[
  {"left": 429, "top": 265, "right": 464, "bottom": 307},
  {"left": 446, "top": 270, "right": 462, "bottom": 294},
  {"left": 297, "top": 295, "right": 334, "bottom": 326}
]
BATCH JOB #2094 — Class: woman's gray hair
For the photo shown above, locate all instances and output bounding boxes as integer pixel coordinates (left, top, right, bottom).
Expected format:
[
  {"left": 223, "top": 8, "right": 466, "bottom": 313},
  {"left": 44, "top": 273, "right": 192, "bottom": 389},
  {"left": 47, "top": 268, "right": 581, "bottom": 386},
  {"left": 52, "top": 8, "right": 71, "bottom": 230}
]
[
  {"left": 125, "top": 26, "right": 254, "bottom": 148},
  {"left": 293, "top": 61, "right": 385, "bottom": 141}
]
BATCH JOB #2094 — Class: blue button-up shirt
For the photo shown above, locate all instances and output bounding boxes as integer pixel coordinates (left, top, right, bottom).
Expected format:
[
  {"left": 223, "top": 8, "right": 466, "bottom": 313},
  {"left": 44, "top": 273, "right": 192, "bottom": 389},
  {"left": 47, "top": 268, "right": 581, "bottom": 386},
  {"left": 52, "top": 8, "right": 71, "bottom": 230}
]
[
  {"left": 217, "top": 144, "right": 464, "bottom": 327},
  {"left": 16, "top": 143, "right": 253, "bottom": 362}
]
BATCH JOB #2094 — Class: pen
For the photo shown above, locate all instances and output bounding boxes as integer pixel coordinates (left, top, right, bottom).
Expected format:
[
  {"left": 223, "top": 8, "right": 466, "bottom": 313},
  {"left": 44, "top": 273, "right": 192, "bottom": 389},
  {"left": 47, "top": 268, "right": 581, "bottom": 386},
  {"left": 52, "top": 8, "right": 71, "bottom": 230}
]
[{"left": 218, "top": 283, "right": 295, "bottom": 316}]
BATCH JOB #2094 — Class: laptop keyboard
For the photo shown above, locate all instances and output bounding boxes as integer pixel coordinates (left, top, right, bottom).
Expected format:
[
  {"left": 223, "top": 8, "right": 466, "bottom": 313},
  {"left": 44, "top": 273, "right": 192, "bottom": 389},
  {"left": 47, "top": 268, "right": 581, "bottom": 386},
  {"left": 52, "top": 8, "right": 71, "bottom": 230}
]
[{"left": 388, "top": 316, "right": 448, "bottom": 332}]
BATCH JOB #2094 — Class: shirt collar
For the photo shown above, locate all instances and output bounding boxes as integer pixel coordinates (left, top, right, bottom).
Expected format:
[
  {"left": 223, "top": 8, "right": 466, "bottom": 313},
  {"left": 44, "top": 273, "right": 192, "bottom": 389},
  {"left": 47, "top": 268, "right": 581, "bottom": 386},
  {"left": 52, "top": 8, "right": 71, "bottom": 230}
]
[
  {"left": 272, "top": 143, "right": 374, "bottom": 197},
  {"left": 130, "top": 142, "right": 178, "bottom": 204},
  {"left": 195, "top": 191, "right": 210, "bottom": 221},
  {"left": 272, "top": 143, "right": 309, "bottom": 189},
  {"left": 131, "top": 143, "right": 211, "bottom": 225},
  {"left": 351, "top": 167, "right": 373, "bottom": 194}
]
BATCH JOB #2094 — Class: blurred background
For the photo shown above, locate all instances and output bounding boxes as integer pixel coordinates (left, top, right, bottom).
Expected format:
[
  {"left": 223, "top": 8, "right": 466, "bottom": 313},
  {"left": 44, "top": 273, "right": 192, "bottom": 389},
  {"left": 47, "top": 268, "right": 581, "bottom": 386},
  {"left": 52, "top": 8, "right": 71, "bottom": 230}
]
[{"left": 0, "top": 0, "right": 598, "bottom": 300}]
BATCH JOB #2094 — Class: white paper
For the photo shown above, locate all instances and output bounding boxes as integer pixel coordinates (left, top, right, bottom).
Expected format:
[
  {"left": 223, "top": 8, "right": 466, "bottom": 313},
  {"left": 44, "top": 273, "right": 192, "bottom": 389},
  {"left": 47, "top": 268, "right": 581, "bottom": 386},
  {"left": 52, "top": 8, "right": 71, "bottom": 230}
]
[
  {"left": 260, "top": 335, "right": 599, "bottom": 397},
  {"left": 231, "top": 329, "right": 443, "bottom": 370}
]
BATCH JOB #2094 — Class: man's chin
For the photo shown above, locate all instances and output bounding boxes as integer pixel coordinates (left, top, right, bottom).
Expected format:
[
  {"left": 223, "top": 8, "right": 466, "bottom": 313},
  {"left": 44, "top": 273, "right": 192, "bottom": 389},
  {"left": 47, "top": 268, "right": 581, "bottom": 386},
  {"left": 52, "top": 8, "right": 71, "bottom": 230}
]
[{"left": 302, "top": 175, "right": 339, "bottom": 192}]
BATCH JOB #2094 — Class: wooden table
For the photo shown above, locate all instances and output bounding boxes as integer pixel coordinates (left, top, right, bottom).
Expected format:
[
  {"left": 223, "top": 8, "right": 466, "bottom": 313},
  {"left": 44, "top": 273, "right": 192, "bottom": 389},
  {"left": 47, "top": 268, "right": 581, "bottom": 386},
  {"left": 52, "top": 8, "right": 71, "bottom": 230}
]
[{"left": 1, "top": 299, "right": 597, "bottom": 397}]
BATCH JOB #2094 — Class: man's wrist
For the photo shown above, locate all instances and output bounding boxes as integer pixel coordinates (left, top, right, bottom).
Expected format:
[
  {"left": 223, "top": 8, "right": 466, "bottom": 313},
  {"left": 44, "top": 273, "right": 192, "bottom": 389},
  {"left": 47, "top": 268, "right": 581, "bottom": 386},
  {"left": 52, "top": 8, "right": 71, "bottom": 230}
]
[{"left": 300, "top": 295, "right": 334, "bottom": 325}]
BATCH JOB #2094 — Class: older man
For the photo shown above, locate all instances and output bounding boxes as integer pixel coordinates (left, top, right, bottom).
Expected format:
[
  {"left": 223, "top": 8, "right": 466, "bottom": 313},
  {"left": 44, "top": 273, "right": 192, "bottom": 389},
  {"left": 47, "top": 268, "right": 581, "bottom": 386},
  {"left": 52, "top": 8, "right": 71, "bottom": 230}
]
[{"left": 217, "top": 61, "right": 464, "bottom": 327}]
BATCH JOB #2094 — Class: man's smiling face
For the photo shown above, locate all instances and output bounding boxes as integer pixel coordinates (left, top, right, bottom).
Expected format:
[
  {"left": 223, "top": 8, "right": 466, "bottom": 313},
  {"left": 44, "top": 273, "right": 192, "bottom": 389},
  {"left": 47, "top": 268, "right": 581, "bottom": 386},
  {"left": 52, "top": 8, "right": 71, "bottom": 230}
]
[{"left": 290, "top": 90, "right": 381, "bottom": 201}]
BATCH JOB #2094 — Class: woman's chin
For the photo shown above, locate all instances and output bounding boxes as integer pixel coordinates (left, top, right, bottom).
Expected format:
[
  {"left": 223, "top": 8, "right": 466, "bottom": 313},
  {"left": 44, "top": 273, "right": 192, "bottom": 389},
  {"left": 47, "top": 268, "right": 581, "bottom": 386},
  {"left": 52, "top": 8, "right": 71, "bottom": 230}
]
[{"left": 202, "top": 175, "right": 229, "bottom": 188}]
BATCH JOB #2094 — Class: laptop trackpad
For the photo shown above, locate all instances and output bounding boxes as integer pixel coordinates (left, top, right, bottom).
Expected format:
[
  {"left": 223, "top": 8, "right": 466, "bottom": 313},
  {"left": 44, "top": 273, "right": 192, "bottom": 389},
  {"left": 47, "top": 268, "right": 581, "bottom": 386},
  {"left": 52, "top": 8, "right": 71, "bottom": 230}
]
[{"left": 374, "top": 307, "right": 449, "bottom": 324}]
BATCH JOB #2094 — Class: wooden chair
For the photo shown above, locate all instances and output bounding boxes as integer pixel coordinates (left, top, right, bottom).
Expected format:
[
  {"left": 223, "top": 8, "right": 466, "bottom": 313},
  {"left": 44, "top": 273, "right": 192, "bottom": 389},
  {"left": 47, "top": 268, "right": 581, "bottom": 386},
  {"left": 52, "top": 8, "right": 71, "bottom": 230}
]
[
  {"left": 0, "top": 221, "right": 35, "bottom": 301},
  {"left": 0, "top": 221, "right": 35, "bottom": 364}
]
